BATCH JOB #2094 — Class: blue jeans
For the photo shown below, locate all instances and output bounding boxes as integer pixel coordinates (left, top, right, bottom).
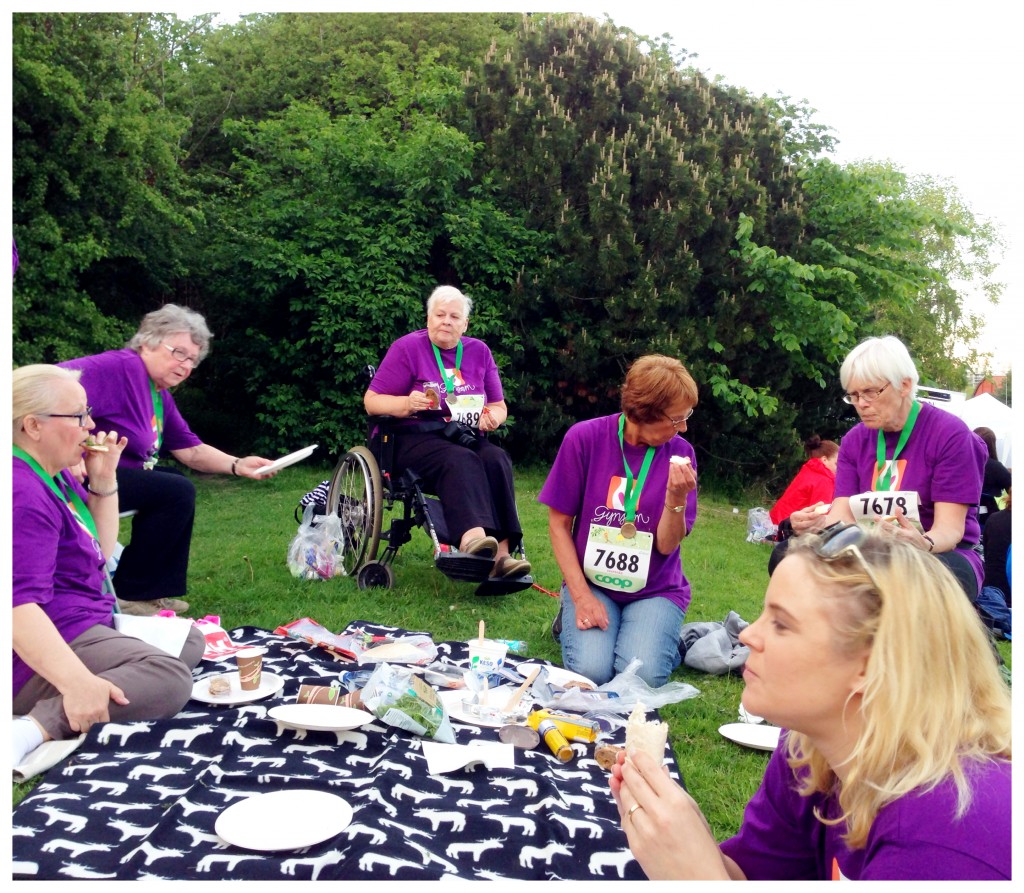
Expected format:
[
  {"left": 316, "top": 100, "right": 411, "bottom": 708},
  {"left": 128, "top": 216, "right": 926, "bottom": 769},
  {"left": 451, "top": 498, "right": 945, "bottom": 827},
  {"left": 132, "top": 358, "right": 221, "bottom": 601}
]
[{"left": 559, "top": 584, "right": 685, "bottom": 688}]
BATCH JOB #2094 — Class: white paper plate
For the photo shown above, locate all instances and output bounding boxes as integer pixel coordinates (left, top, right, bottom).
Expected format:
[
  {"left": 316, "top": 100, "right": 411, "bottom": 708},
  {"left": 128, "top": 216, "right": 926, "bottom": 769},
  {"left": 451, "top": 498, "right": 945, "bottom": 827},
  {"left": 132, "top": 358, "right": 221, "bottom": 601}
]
[
  {"left": 517, "top": 662, "right": 596, "bottom": 690},
  {"left": 191, "top": 671, "right": 285, "bottom": 706},
  {"left": 718, "top": 723, "right": 781, "bottom": 752},
  {"left": 253, "top": 444, "right": 318, "bottom": 476},
  {"left": 438, "top": 687, "right": 518, "bottom": 728},
  {"left": 216, "top": 789, "right": 353, "bottom": 851},
  {"left": 268, "top": 704, "right": 374, "bottom": 732}
]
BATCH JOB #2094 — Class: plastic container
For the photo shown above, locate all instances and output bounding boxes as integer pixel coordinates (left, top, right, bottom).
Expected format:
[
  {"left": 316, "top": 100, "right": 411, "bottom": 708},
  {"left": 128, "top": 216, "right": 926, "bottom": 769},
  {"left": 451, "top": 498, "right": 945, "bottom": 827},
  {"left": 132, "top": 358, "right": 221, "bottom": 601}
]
[
  {"left": 467, "top": 639, "right": 508, "bottom": 674},
  {"left": 494, "top": 639, "right": 528, "bottom": 656}
]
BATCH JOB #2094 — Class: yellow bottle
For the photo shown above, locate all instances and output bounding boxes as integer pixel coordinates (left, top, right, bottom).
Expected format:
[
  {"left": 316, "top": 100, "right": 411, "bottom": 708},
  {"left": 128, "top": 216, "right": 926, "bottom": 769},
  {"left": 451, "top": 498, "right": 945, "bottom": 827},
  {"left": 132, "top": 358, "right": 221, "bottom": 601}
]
[{"left": 535, "top": 718, "right": 573, "bottom": 762}]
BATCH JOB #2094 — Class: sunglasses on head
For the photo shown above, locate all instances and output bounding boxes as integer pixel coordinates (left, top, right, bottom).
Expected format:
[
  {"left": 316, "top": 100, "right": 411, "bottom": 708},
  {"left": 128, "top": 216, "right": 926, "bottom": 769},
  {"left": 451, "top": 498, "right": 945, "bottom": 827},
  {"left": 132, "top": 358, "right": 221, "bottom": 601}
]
[{"left": 813, "top": 523, "right": 883, "bottom": 593}]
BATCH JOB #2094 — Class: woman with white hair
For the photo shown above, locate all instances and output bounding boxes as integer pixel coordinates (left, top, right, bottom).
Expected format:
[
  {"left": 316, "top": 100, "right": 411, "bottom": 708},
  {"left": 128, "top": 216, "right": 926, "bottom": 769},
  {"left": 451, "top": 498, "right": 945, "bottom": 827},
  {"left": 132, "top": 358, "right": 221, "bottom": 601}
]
[
  {"left": 781, "top": 335, "right": 986, "bottom": 599},
  {"left": 60, "top": 304, "right": 276, "bottom": 615},
  {"left": 12, "top": 365, "right": 205, "bottom": 769},
  {"left": 611, "top": 525, "right": 1011, "bottom": 879},
  {"left": 364, "top": 285, "right": 530, "bottom": 579}
]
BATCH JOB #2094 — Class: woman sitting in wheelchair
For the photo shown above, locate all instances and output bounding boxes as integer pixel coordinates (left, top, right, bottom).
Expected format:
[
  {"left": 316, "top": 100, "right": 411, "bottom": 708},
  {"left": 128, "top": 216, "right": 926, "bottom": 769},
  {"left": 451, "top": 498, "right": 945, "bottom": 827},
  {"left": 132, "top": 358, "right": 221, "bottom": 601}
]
[{"left": 363, "top": 285, "right": 530, "bottom": 580}]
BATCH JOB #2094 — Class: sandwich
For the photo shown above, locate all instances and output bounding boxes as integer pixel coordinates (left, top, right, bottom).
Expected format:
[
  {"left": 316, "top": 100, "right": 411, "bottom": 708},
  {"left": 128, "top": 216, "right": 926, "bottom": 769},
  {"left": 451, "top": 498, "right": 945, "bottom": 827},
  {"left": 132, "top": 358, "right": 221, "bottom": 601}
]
[{"left": 625, "top": 702, "right": 667, "bottom": 762}]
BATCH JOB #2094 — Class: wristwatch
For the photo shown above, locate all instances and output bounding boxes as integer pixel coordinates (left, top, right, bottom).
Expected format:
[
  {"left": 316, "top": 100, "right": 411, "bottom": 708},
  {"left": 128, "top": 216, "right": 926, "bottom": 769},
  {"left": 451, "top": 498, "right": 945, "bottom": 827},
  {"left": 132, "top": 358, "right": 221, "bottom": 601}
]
[{"left": 665, "top": 503, "right": 686, "bottom": 513}]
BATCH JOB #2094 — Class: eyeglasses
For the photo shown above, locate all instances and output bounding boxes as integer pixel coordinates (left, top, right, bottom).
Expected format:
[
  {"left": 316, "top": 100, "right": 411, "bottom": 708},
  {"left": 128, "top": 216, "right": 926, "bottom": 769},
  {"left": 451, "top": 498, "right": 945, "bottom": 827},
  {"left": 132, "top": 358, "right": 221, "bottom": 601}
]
[
  {"left": 665, "top": 408, "right": 694, "bottom": 429},
  {"left": 40, "top": 406, "right": 94, "bottom": 427},
  {"left": 843, "top": 383, "right": 890, "bottom": 405},
  {"left": 163, "top": 344, "right": 200, "bottom": 368},
  {"left": 813, "top": 523, "right": 882, "bottom": 593}
]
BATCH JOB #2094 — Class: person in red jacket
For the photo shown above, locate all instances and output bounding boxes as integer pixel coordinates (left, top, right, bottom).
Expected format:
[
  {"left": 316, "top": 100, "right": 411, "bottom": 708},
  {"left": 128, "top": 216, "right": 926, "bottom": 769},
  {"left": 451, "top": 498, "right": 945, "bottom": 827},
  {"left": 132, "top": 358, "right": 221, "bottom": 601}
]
[{"left": 769, "top": 435, "right": 839, "bottom": 527}]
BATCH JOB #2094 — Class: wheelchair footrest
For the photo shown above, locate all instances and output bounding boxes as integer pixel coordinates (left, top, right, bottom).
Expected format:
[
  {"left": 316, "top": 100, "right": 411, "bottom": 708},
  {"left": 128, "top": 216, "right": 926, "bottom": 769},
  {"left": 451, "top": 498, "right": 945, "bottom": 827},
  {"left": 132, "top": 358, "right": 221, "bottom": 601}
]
[
  {"left": 434, "top": 552, "right": 495, "bottom": 583},
  {"left": 475, "top": 575, "right": 534, "bottom": 597}
]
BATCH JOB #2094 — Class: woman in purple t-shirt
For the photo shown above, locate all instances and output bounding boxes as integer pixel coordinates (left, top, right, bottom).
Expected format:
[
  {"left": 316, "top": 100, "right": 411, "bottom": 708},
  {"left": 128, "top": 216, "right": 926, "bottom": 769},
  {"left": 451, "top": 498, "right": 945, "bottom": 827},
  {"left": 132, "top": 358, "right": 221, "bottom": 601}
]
[
  {"left": 781, "top": 336, "right": 986, "bottom": 599},
  {"left": 12, "top": 365, "right": 205, "bottom": 771},
  {"left": 539, "top": 355, "right": 699, "bottom": 688},
  {"left": 365, "top": 285, "right": 530, "bottom": 579},
  {"left": 610, "top": 525, "right": 1011, "bottom": 880},
  {"left": 60, "top": 304, "right": 277, "bottom": 616}
]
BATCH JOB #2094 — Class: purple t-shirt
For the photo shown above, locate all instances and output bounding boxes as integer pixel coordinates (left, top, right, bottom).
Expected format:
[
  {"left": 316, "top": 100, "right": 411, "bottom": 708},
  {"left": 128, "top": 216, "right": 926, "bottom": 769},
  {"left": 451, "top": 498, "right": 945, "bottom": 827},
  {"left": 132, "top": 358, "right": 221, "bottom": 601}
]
[
  {"left": 59, "top": 349, "right": 202, "bottom": 469},
  {"left": 834, "top": 401, "right": 986, "bottom": 589},
  {"left": 12, "top": 458, "right": 115, "bottom": 697},
  {"left": 721, "top": 733, "right": 1011, "bottom": 880},
  {"left": 368, "top": 331, "right": 503, "bottom": 427},
  {"left": 537, "top": 414, "right": 698, "bottom": 610}
]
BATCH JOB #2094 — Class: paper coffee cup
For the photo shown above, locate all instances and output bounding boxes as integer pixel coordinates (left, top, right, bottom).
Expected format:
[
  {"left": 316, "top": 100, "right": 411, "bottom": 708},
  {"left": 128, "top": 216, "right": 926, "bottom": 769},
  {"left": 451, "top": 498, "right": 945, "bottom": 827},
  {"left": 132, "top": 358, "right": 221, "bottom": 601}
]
[
  {"left": 467, "top": 639, "right": 508, "bottom": 673},
  {"left": 236, "top": 647, "right": 266, "bottom": 691},
  {"left": 297, "top": 684, "right": 342, "bottom": 706}
]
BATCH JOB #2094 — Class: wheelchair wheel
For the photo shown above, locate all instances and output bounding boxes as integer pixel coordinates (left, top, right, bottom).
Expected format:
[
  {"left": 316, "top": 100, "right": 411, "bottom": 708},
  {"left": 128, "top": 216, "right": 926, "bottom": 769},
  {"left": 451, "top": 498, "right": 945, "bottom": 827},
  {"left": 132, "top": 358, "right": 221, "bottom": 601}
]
[
  {"left": 357, "top": 560, "right": 395, "bottom": 590},
  {"left": 325, "top": 445, "right": 383, "bottom": 576}
]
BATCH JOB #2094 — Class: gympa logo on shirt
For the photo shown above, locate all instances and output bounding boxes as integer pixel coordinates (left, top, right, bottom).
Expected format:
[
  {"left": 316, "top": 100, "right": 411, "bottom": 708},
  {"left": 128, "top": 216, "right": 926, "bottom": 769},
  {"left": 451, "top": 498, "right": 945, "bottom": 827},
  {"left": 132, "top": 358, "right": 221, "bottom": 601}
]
[
  {"left": 605, "top": 476, "right": 627, "bottom": 511},
  {"left": 870, "top": 459, "right": 907, "bottom": 491}
]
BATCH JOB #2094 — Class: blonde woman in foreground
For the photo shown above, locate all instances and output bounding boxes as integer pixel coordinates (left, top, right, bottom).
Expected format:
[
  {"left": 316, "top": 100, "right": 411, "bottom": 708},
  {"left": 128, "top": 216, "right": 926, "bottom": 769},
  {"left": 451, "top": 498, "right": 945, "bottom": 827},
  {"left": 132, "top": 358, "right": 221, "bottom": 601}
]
[{"left": 611, "top": 524, "right": 1011, "bottom": 880}]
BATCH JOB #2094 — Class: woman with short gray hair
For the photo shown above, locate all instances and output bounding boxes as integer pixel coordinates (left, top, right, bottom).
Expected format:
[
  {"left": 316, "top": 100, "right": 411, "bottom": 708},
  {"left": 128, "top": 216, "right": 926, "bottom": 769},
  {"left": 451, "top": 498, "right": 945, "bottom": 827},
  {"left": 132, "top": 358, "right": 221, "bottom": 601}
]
[{"left": 59, "top": 304, "right": 276, "bottom": 616}]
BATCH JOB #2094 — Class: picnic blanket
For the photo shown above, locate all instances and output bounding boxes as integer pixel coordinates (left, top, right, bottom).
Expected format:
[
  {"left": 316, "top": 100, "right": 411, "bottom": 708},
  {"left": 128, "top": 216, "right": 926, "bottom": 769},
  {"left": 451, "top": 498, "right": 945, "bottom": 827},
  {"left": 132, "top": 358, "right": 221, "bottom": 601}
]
[{"left": 12, "top": 621, "right": 681, "bottom": 880}]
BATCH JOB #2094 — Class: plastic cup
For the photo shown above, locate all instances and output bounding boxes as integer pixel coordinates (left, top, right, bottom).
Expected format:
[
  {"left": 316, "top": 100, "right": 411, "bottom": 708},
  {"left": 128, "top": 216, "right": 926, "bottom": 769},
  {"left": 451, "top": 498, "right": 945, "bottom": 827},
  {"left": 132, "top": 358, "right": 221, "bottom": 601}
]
[
  {"left": 236, "top": 647, "right": 266, "bottom": 691},
  {"left": 467, "top": 639, "right": 508, "bottom": 674}
]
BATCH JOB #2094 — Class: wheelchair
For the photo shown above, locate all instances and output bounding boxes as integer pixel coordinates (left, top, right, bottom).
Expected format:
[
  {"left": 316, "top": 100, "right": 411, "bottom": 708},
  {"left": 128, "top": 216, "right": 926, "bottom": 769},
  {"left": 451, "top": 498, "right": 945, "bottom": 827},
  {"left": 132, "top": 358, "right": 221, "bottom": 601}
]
[{"left": 325, "top": 369, "right": 534, "bottom": 596}]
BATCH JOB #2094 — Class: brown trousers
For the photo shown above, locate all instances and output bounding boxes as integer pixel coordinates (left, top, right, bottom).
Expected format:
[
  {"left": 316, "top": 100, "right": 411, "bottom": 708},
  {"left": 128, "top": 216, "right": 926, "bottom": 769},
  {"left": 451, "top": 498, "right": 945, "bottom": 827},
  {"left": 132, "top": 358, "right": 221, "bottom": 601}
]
[{"left": 13, "top": 623, "right": 205, "bottom": 741}]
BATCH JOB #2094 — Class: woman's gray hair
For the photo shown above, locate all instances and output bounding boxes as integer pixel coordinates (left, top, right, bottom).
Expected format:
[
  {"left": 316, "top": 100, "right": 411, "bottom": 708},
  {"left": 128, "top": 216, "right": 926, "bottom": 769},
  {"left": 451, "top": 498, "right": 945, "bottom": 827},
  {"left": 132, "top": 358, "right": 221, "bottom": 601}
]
[
  {"left": 13, "top": 364, "right": 82, "bottom": 431},
  {"left": 839, "top": 335, "right": 919, "bottom": 393},
  {"left": 426, "top": 285, "right": 472, "bottom": 318},
  {"left": 126, "top": 304, "right": 213, "bottom": 362}
]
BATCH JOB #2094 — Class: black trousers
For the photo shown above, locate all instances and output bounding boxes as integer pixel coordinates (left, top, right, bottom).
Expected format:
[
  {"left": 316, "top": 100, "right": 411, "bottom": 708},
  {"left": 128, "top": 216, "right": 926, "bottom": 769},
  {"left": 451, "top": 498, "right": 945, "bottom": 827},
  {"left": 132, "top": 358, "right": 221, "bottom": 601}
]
[
  {"left": 111, "top": 466, "right": 195, "bottom": 601},
  {"left": 391, "top": 432, "right": 523, "bottom": 550}
]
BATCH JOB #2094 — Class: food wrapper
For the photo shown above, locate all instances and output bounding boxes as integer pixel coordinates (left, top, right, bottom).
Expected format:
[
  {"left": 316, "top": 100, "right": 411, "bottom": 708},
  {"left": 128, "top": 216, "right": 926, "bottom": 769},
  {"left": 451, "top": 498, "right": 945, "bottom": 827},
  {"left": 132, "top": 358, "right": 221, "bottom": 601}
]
[{"left": 362, "top": 662, "right": 455, "bottom": 744}]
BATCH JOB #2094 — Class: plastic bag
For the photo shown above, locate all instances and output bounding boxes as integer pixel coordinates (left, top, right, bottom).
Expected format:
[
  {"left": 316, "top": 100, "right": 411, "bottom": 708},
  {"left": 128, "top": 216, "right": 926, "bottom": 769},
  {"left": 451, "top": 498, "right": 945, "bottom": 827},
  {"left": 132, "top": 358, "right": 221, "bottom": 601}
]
[
  {"left": 535, "top": 659, "right": 699, "bottom": 715},
  {"left": 746, "top": 506, "right": 777, "bottom": 543},
  {"left": 287, "top": 504, "right": 346, "bottom": 580},
  {"left": 361, "top": 662, "right": 456, "bottom": 744}
]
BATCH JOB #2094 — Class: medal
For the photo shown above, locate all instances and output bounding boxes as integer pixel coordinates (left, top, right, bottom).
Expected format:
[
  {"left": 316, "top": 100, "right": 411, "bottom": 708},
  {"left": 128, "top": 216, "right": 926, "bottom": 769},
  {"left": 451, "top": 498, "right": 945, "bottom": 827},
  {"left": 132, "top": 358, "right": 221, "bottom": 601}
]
[{"left": 620, "top": 521, "right": 637, "bottom": 539}]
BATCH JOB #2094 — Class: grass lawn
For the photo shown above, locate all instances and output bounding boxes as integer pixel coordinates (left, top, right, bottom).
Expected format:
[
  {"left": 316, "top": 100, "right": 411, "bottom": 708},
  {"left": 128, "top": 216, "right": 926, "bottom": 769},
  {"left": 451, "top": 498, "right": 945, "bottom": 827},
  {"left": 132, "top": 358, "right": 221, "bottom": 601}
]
[{"left": 13, "top": 460, "right": 1012, "bottom": 842}]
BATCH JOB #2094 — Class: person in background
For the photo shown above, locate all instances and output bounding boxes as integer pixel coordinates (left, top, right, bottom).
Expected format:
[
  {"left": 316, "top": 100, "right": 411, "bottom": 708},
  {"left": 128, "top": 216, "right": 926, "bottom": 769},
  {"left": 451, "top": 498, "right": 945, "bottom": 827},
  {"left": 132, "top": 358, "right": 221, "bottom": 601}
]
[
  {"left": 768, "top": 434, "right": 839, "bottom": 535},
  {"left": 538, "top": 354, "right": 699, "bottom": 688},
  {"left": 60, "top": 304, "right": 277, "bottom": 616},
  {"left": 781, "top": 336, "right": 986, "bottom": 600},
  {"left": 364, "top": 285, "right": 530, "bottom": 579},
  {"left": 12, "top": 365, "right": 206, "bottom": 770},
  {"left": 611, "top": 524, "right": 1011, "bottom": 880},
  {"left": 978, "top": 488, "right": 1011, "bottom": 638},
  {"left": 973, "top": 426, "right": 1011, "bottom": 530}
]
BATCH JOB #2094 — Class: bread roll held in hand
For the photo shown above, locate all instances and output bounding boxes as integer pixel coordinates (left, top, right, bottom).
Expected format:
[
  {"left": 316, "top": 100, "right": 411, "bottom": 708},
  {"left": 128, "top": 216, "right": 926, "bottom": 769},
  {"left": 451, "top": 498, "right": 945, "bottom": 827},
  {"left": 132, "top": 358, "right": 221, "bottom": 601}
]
[{"left": 625, "top": 702, "right": 667, "bottom": 761}]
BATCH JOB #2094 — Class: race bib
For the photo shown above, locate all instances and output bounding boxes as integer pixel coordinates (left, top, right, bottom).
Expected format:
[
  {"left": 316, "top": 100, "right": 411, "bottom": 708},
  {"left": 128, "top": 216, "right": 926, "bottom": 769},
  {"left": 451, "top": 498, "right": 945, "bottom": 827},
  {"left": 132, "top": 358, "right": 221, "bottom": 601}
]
[
  {"left": 583, "top": 523, "right": 652, "bottom": 593},
  {"left": 848, "top": 490, "right": 921, "bottom": 525},
  {"left": 445, "top": 394, "right": 485, "bottom": 429}
]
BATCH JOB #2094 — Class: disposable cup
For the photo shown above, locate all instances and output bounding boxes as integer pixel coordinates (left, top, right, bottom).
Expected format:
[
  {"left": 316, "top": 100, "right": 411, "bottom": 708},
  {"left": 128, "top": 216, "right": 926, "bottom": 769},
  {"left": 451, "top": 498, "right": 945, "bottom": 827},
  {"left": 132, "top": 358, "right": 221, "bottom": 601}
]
[
  {"left": 467, "top": 639, "right": 508, "bottom": 674},
  {"left": 236, "top": 647, "right": 266, "bottom": 691}
]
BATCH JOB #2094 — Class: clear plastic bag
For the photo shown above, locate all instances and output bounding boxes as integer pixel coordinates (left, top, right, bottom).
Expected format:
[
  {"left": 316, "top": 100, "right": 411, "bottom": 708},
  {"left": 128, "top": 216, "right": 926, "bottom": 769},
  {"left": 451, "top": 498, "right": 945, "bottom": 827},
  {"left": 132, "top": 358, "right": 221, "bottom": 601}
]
[
  {"left": 361, "top": 662, "right": 456, "bottom": 744},
  {"left": 746, "top": 506, "right": 777, "bottom": 543},
  {"left": 287, "top": 504, "right": 346, "bottom": 580},
  {"left": 535, "top": 659, "right": 699, "bottom": 714}
]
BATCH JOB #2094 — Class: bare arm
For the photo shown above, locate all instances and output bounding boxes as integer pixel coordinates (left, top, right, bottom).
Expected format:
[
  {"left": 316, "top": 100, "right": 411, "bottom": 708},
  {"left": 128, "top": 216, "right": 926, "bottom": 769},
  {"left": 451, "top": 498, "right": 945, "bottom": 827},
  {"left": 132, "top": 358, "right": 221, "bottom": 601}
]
[
  {"left": 548, "top": 507, "right": 610, "bottom": 630},
  {"left": 364, "top": 387, "right": 434, "bottom": 418},
  {"left": 170, "top": 443, "right": 275, "bottom": 479},
  {"left": 655, "top": 460, "right": 697, "bottom": 555},
  {"left": 81, "top": 428, "right": 128, "bottom": 558}
]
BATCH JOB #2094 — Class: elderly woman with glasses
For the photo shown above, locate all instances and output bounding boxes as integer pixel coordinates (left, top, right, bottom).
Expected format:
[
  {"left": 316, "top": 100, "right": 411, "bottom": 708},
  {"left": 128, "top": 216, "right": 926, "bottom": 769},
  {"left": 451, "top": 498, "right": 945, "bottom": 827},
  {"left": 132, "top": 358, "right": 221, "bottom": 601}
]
[
  {"left": 59, "top": 304, "right": 275, "bottom": 616},
  {"left": 776, "top": 336, "right": 986, "bottom": 600},
  {"left": 611, "top": 524, "right": 1011, "bottom": 880},
  {"left": 538, "top": 354, "right": 699, "bottom": 688},
  {"left": 12, "top": 365, "right": 206, "bottom": 771}
]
